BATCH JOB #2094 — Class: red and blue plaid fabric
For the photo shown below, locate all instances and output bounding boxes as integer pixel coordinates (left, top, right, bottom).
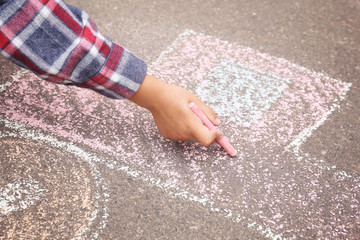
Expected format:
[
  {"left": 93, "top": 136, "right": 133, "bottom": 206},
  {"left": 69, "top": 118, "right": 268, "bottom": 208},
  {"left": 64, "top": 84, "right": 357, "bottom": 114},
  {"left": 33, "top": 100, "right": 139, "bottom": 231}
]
[{"left": 0, "top": 0, "right": 147, "bottom": 99}]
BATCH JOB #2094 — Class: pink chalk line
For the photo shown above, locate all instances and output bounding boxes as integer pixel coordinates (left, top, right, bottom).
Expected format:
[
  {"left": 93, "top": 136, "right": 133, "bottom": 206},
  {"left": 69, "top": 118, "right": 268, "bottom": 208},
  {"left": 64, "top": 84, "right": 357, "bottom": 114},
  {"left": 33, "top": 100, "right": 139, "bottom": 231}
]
[
  {"left": 0, "top": 117, "right": 285, "bottom": 240},
  {"left": 0, "top": 29, "right": 357, "bottom": 239}
]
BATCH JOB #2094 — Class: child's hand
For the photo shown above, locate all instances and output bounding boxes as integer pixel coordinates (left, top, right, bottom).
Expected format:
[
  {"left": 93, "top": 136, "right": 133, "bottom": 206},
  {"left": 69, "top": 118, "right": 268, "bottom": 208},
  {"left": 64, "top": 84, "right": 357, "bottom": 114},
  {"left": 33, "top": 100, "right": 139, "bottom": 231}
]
[{"left": 129, "top": 74, "right": 223, "bottom": 146}]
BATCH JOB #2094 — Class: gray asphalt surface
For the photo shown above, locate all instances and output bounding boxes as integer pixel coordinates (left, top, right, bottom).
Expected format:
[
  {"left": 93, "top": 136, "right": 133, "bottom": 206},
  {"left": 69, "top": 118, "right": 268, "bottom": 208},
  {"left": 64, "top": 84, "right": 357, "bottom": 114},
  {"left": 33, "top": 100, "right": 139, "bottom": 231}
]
[{"left": 1, "top": 0, "right": 359, "bottom": 239}]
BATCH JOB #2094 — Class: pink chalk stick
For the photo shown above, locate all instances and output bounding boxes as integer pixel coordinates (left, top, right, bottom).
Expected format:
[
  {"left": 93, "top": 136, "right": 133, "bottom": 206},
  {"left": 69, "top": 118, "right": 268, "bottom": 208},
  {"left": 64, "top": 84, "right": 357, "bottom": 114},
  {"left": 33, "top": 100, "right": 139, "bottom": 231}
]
[{"left": 189, "top": 102, "right": 237, "bottom": 157}]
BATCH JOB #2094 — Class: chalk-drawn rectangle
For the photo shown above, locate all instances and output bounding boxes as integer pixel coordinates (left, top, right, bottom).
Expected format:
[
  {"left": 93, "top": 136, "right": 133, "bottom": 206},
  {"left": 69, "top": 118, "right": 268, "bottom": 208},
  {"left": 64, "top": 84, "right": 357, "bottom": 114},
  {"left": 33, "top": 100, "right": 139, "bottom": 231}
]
[
  {"left": 197, "top": 60, "right": 290, "bottom": 127},
  {"left": 1, "top": 30, "right": 357, "bottom": 239}
]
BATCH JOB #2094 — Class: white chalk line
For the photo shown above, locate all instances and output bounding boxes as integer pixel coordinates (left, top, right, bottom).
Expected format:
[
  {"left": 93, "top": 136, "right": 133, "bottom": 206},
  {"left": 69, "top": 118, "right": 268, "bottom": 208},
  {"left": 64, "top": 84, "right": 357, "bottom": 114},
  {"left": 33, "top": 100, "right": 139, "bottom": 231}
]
[
  {"left": 0, "top": 69, "right": 28, "bottom": 93},
  {"left": 0, "top": 118, "right": 109, "bottom": 240},
  {"left": 0, "top": 40, "right": 285, "bottom": 239},
  {"left": 286, "top": 81, "right": 358, "bottom": 183},
  {"left": 0, "top": 117, "right": 288, "bottom": 240},
  {"left": 0, "top": 80, "right": 13, "bottom": 93},
  {"left": 0, "top": 177, "right": 45, "bottom": 215},
  {"left": 2, "top": 29, "right": 355, "bottom": 239}
]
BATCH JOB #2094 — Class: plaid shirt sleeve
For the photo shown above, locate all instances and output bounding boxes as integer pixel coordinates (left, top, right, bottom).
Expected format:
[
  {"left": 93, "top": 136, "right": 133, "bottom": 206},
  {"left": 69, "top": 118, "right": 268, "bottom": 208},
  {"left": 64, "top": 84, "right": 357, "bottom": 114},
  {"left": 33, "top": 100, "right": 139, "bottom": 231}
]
[{"left": 0, "top": 0, "right": 147, "bottom": 99}]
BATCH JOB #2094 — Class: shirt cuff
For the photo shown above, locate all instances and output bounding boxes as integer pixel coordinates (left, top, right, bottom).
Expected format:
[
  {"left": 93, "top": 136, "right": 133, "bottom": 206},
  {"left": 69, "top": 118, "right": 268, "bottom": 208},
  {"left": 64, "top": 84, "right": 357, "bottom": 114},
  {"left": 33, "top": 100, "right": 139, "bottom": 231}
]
[{"left": 79, "top": 42, "right": 147, "bottom": 99}]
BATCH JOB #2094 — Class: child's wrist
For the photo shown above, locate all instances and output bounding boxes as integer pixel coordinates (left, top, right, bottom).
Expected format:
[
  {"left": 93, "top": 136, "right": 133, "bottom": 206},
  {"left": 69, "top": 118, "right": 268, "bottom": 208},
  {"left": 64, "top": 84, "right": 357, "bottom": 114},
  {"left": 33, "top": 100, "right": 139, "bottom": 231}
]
[{"left": 128, "top": 74, "right": 165, "bottom": 111}]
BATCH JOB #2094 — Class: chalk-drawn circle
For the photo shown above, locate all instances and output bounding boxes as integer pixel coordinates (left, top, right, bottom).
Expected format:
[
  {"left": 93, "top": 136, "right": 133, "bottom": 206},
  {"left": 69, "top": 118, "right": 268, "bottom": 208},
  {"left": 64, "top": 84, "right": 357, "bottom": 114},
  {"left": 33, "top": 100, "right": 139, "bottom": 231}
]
[{"left": 0, "top": 138, "right": 104, "bottom": 239}]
